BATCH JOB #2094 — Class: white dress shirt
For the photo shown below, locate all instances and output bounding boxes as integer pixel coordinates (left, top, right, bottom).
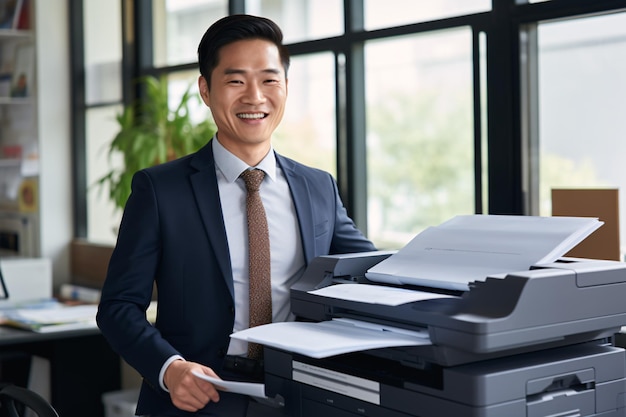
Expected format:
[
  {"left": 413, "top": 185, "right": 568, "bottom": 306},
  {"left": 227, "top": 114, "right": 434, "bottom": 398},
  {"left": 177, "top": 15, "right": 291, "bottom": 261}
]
[
  {"left": 159, "top": 137, "right": 306, "bottom": 390},
  {"left": 212, "top": 137, "right": 306, "bottom": 355}
]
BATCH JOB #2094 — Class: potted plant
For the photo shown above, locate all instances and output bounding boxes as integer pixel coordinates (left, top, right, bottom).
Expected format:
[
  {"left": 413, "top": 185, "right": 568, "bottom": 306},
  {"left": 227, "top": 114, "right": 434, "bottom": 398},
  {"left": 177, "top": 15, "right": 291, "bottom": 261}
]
[{"left": 97, "top": 75, "right": 216, "bottom": 211}]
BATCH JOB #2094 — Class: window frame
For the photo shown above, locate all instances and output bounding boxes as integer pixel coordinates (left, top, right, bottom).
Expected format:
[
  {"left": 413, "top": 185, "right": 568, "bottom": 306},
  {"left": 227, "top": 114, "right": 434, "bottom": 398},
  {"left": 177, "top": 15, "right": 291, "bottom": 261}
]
[{"left": 70, "top": 0, "right": 626, "bottom": 241}]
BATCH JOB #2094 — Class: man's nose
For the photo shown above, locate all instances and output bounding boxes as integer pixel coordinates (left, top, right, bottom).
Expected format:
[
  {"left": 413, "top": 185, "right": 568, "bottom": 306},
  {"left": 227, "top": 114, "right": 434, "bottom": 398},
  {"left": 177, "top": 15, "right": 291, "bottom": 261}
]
[{"left": 242, "top": 83, "right": 266, "bottom": 104}]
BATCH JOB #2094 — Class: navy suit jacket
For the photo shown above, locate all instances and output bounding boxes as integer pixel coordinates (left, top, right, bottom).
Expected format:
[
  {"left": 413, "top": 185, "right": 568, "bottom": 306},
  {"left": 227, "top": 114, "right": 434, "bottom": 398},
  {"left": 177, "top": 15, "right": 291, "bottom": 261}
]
[{"left": 96, "top": 141, "right": 376, "bottom": 416}]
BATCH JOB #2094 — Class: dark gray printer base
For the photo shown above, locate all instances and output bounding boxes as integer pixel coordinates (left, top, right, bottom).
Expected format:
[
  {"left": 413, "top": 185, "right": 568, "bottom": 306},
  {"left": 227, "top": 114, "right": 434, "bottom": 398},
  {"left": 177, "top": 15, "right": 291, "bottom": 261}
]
[{"left": 264, "top": 343, "right": 626, "bottom": 417}]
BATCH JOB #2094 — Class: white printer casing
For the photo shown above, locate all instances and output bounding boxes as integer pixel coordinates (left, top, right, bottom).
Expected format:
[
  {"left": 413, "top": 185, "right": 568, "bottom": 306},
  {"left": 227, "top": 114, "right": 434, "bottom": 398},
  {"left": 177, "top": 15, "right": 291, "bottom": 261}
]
[{"left": 263, "top": 252, "right": 626, "bottom": 417}]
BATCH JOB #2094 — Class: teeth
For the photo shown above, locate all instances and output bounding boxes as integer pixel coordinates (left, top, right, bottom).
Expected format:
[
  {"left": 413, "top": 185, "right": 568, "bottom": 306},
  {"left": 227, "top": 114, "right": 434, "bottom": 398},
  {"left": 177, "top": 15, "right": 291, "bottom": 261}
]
[{"left": 238, "top": 113, "right": 265, "bottom": 119}]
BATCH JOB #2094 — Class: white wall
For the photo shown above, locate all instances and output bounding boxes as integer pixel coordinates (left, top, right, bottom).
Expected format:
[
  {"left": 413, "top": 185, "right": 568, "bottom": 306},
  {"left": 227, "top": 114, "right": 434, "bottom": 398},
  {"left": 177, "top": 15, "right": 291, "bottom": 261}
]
[{"left": 35, "top": 0, "right": 72, "bottom": 288}]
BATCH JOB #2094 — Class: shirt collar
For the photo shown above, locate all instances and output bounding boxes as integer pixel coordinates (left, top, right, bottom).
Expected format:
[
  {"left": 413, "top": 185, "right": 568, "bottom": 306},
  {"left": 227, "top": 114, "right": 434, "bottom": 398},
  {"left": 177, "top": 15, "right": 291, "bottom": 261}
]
[{"left": 212, "top": 136, "right": 277, "bottom": 183}]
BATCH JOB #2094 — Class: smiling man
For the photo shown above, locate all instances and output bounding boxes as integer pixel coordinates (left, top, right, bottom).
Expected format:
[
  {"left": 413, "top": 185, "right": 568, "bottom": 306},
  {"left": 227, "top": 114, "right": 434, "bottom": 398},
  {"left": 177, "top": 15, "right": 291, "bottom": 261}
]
[
  {"left": 198, "top": 38, "right": 287, "bottom": 165},
  {"left": 97, "top": 14, "right": 375, "bottom": 417}
]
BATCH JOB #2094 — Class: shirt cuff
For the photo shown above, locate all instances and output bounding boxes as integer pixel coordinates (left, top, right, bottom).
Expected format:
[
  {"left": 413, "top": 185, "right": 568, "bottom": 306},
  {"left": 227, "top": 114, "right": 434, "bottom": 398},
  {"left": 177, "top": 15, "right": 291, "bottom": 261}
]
[{"left": 159, "top": 355, "right": 185, "bottom": 392}]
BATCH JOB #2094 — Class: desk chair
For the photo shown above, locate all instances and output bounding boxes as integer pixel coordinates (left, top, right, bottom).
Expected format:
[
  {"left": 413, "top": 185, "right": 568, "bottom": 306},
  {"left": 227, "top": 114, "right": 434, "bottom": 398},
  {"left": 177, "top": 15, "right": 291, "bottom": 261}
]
[{"left": 0, "top": 384, "right": 58, "bottom": 417}]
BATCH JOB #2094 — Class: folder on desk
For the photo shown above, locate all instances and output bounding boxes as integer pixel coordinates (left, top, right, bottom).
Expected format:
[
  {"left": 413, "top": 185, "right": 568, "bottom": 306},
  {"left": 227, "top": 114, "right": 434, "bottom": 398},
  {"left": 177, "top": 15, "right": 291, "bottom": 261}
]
[{"left": 3, "top": 304, "right": 98, "bottom": 333}]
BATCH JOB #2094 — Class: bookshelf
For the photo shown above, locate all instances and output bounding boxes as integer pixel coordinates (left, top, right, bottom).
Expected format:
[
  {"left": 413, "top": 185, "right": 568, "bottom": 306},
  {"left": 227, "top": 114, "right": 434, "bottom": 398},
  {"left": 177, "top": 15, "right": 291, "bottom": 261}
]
[
  {"left": 0, "top": 0, "right": 74, "bottom": 287},
  {"left": 0, "top": 0, "right": 38, "bottom": 257}
]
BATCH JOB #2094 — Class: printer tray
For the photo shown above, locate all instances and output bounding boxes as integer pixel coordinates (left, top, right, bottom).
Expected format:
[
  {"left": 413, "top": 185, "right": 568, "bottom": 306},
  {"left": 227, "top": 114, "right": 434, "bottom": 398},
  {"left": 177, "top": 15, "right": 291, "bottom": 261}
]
[{"left": 265, "top": 343, "right": 626, "bottom": 417}]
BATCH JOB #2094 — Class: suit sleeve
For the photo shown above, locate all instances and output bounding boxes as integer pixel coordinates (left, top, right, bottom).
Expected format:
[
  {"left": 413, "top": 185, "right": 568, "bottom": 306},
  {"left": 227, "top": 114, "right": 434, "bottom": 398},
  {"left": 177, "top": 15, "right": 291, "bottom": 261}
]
[
  {"left": 327, "top": 173, "right": 377, "bottom": 254},
  {"left": 96, "top": 170, "right": 180, "bottom": 392}
]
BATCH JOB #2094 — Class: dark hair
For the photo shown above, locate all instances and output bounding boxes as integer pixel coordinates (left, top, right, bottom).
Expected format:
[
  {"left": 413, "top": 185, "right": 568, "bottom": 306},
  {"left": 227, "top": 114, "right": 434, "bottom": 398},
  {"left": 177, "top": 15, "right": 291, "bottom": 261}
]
[{"left": 197, "top": 14, "right": 291, "bottom": 88}]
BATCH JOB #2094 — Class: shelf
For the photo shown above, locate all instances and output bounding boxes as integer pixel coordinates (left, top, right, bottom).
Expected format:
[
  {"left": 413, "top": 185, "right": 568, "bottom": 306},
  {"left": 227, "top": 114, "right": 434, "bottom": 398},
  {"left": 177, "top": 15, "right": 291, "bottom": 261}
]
[
  {"left": 0, "top": 158, "right": 20, "bottom": 168},
  {"left": 0, "top": 29, "right": 32, "bottom": 40},
  {"left": 0, "top": 96, "right": 35, "bottom": 105},
  {"left": 0, "top": 0, "right": 38, "bottom": 258}
]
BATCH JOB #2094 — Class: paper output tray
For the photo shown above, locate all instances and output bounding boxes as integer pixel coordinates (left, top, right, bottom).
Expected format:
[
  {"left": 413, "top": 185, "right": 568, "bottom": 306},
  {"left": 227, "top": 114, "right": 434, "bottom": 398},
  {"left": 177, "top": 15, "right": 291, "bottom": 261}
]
[{"left": 291, "top": 253, "right": 626, "bottom": 364}]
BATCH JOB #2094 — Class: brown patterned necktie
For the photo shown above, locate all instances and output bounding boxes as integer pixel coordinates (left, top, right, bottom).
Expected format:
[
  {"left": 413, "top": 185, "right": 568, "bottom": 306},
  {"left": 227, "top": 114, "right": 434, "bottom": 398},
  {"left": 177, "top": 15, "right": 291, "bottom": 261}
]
[{"left": 240, "top": 169, "right": 272, "bottom": 359}]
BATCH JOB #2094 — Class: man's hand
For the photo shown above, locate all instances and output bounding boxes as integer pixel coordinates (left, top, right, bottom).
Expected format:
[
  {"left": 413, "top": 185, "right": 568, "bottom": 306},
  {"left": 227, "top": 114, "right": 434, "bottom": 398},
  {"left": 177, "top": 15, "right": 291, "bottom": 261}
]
[{"left": 164, "top": 359, "right": 221, "bottom": 412}]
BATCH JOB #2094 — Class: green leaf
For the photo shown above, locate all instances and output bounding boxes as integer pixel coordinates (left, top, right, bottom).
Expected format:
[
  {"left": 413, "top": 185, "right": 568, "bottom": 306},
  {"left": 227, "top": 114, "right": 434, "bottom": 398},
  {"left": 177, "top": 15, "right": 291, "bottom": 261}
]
[{"left": 93, "top": 75, "right": 216, "bottom": 211}]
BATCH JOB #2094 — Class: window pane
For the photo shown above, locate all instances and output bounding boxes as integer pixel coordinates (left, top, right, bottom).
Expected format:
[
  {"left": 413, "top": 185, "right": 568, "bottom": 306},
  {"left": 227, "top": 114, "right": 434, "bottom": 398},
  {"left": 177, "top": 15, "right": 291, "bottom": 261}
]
[
  {"left": 86, "top": 105, "right": 123, "bottom": 244},
  {"left": 84, "top": 0, "right": 123, "bottom": 244},
  {"left": 167, "top": 70, "right": 213, "bottom": 127},
  {"left": 246, "top": 0, "right": 343, "bottom": 44},
  {"left": 153, "top": 0, "right": 228, "bottom": 67},
  {"left": 84, "top": 0, "right": 122, "bottom": 104},
  {"left": 273, "top": 53, "right": 336, "bottom": 175},
  {"left": 535, "top": 12, "right": 626, "bottom": 255},
  {"left": 364, "top": 0, "right": 490, "bottom": 31},
  {"left": 479, "top": 32, "right": 488, "bottom": 215},
  {"left": 365, "top": 28, "right": 475, "bottom": 249}
]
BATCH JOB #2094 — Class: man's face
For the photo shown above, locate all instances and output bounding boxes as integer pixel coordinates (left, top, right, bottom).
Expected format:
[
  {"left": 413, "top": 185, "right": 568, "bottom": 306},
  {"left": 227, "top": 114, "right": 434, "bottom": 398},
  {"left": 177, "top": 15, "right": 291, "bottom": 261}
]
[{"left": 199, "top": 39, "right": 288, "bottom": 152}]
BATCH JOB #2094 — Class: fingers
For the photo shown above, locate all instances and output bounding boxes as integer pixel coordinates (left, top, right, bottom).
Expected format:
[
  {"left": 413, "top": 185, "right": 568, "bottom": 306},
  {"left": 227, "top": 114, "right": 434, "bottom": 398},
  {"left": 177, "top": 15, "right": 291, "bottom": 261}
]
[{"left": 164, "top": 360, "right": 221, "bottom": 412}]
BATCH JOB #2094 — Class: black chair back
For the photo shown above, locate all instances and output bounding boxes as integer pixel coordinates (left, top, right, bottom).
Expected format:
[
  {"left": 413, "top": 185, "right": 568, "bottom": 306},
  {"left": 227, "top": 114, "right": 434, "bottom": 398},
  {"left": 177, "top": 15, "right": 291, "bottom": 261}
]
[{"left": 0, "top": 384, "right": 58, "bottom": 417}]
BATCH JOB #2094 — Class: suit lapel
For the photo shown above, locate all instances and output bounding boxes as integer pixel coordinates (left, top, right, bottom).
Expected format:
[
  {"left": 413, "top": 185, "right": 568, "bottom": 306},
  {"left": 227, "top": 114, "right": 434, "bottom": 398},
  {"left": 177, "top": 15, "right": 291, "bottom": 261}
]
[
  {"left": 190, "top": 143, "right": 235, "bottom": 299},
  {"left": 276, "top": 153, "right": 316, "bottom": 264},
  {"left": 187, "top": 147, "right": 316, "bottom": 299}
]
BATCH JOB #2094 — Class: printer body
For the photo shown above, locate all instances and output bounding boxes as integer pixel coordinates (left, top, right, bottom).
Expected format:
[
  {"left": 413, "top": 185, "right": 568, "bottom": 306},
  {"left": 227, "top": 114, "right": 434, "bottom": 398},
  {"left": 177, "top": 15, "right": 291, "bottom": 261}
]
[{"left": 263, "top": 251, "right": 626, "bottom": 417}]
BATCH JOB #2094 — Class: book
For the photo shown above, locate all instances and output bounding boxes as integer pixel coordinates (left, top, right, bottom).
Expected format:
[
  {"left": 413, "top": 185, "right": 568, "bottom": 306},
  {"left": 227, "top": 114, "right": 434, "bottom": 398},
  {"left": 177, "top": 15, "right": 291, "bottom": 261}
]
[
  {"left": 0, "top": 0, "right": 22, "bottom": 30},
  {"left": 13, "top": 0, "right": 28, "bottom": 30},
  {"left": 59, "top": 283, "right": 101, "bottom": 303},
  {"left": 365, "top": 214, "right": 603, "bottom": 291}
]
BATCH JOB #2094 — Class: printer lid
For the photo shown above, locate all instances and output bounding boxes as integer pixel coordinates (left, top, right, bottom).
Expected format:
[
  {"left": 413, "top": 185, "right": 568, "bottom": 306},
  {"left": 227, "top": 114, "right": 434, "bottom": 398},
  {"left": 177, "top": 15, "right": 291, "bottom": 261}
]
[{"left": 365, "top": 215, "right": 603, "bottom": 291}]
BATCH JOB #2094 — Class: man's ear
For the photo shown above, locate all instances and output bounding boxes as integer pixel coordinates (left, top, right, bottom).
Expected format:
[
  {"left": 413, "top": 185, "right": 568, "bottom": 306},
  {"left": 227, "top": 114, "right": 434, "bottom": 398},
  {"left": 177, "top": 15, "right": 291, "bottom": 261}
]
[{"left": 198, "top": 75, "right": 210, "bottom": 107}]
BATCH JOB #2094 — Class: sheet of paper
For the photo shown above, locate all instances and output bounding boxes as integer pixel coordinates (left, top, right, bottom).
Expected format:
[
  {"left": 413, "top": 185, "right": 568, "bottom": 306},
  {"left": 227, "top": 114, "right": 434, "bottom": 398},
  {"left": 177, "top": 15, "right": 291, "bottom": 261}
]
[
  {"left": 230, "top": 319, "right": 431, "bottom": 359},
  {"left": 308, "top": 283, "right": 457, "bottom": 306},
  {"left": 366, "top": 215, "right": 603, "bottom": 291},
  {"left": 15, "top": 319, "right": 98, "bottom": 333},
  {"left": 192, "top": 371, "right": 267, "bottom": 399}
]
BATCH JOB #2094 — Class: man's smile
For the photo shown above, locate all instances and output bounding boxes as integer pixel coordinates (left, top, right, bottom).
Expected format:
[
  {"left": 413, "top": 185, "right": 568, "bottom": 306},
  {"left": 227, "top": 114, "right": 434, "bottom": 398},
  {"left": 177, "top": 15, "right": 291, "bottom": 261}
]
[{"left": 237, "top": 112, "right": 268, "bottom": 119}]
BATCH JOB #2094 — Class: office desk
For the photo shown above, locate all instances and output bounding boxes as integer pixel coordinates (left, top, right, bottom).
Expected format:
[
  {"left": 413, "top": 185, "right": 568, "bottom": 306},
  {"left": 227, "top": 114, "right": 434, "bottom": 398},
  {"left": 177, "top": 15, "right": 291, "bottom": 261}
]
[{"left": 0, "top": 325, "right": 121, "bottom": 417}]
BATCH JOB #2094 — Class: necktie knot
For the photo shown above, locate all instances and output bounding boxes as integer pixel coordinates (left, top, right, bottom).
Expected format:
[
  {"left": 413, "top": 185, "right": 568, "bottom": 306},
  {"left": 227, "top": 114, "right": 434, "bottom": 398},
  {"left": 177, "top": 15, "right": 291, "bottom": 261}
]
[{"left": 241, "top": 169, "right": 265, "bottom": 192}]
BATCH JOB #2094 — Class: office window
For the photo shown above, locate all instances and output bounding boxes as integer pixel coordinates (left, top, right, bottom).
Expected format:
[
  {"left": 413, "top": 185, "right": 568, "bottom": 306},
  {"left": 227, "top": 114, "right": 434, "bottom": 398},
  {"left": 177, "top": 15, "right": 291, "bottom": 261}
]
[
  {"left": 365, "top": 28, "right": 475, "bottom": 249},
  {"left": 73, "top": 1, "right": 626, "bottom": 248},
  {"left": 84, "top": 1, "right": 122, "bottom": 104},
  {"left": 153, "top": 0, "right": 228, "bottom": 67},
  {"left": 86, "top": 105, "right": 123, "bottom": 244},
  {"left": 273, "top": 53, "right": 336, "bottom": 175},
  {"left": 532, "top": 12, "right": 626, "bottom": 255},
  {"left": 364, "top": 0, "right": 490, "bottom": 31},
  {"left": 246, "top": 0, "right": 343, "bottom": 44},
  {"left": 167, "top": 70, "right": 213, "bottom": 126},
  {"left": 84, "top": 0, "right": 123, "bottom": 243},
  {"left": 479, "top": 31, "right": 488, "bottom": 215}
]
